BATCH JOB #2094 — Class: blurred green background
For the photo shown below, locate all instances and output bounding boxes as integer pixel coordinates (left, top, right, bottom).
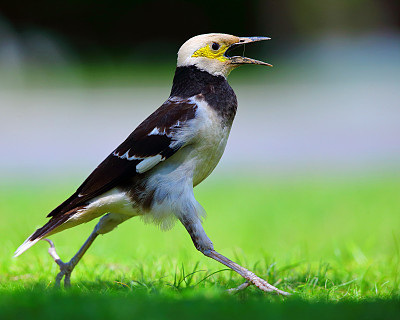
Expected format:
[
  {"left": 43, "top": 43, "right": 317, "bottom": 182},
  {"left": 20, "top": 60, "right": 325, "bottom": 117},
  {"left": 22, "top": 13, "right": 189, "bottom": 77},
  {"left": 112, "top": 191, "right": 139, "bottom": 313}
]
[
  {"left": 1, "top": 0, "right": 399, "bottom": 178},
  {"left": 1, "top": 0, "right": 400, "bottom": 309}
]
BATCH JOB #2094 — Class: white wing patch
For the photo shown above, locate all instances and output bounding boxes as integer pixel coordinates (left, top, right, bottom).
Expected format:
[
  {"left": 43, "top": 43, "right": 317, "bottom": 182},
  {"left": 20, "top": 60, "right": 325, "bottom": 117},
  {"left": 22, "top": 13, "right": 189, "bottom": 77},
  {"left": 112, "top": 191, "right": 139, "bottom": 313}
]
[
  {"left": 136, "top": 154, "right": 164, "bottom": 173},
  {"left": 148, "top": 127, "right": 160, "bottom": 135},
  {"left": 148, "top": 127, "right": 168, "bottom": 136},
  {"left": 148, "top": 122, "right": 183, "bottom": 137},
  {"left": 113, "top": 149, "right": 141, "bottom": 161},
  {"left": 113, "top": 150, "right": 164, "bottom": 174},
  {"left": 112, "top": 96, "right": 201, "bottom": 174}
]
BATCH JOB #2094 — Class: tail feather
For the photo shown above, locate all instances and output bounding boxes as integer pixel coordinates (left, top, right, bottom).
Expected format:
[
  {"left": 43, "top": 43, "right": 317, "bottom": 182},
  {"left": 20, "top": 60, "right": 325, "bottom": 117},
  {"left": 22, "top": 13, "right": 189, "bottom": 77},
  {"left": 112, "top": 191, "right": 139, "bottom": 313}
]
[
  {"left": 14, "top": 206, "right": 84, "bottom": 257},
  {"left": 14, "top": 237, "right": 41, "bottom": 257}
]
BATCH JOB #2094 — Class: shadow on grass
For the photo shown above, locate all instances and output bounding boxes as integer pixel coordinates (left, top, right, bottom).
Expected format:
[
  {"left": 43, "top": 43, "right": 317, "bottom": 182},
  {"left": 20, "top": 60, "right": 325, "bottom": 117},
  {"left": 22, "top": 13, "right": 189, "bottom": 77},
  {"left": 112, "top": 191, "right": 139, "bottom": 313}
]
[{"left": 1, "top": 281, "right": 400, "bottom": 320}]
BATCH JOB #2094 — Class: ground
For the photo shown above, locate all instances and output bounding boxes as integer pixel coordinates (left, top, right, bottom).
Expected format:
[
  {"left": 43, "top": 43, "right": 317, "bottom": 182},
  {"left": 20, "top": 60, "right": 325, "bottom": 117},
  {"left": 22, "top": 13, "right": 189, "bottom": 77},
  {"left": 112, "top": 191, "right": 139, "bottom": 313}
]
[{"left": 1, "top": 173, "right": 399, "bottom": 319}]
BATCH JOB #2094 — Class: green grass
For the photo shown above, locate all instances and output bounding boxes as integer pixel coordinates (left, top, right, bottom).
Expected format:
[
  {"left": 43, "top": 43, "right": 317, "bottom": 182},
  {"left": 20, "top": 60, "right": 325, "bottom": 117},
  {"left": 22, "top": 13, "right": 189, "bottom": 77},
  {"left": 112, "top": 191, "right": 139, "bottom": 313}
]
[{"left": 1, "top": 173, "right": 400, "bottom": 318}]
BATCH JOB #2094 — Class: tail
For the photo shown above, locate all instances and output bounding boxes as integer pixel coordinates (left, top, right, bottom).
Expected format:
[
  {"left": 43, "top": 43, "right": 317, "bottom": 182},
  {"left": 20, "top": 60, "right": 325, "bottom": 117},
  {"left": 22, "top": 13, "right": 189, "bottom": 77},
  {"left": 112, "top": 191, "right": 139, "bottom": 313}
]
[
  {"left": 14, "top": 236, "right": 41, "bottom": 257},
  {"left": 14, "top": 207, "right": 83, "bottom": 257}
]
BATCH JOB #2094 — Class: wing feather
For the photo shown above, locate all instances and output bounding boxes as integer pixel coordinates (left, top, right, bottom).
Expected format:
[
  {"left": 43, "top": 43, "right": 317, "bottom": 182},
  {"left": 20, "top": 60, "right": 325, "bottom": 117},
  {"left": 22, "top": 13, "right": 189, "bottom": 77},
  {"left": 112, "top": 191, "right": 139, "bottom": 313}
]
[{"left": 47, "top": 97, "right": 198, "bottom": 218}]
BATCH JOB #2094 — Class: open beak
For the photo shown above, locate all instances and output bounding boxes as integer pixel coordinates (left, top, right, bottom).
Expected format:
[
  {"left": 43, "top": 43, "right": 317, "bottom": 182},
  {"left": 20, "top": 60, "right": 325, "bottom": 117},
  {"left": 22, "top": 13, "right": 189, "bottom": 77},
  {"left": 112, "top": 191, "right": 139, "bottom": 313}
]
[{"left": 225, "top": 36, "right": 272, "bottom": 67}]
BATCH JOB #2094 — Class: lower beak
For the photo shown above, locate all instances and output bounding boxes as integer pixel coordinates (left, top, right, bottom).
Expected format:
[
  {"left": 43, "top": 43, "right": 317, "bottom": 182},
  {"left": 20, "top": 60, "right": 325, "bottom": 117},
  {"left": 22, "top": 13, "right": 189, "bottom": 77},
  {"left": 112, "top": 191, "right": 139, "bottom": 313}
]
[{"left": 226, "top": 37, "right": 272, "bottom": 67}]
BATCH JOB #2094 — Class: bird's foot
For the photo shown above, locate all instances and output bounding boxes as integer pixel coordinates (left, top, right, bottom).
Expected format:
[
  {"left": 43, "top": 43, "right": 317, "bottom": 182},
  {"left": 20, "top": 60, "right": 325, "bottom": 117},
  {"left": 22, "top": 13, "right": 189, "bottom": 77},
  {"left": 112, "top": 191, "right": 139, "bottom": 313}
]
[
  {"left": 205, "top": 250, "right": 291, "bottom": 295},
  {"left": 227, "top": 281, "right": 251, "bottom": 293},
  {"left": 44, "top": 239, "right": 75, "bottom": 288},
  {"left": 228, "top": 274, "right": 290, "bottom": 295},
  {"left": 228, "top": 276, "right": 290, "bottom": 295},
  {"left": 252, "top": 274, "right": 290, "bottom": 295}
]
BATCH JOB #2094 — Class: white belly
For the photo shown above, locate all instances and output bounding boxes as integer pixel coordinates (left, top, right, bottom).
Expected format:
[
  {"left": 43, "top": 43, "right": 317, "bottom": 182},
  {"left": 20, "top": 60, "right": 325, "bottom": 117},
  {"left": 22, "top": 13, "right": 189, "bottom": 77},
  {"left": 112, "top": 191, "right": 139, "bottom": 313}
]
[{"left": 141, "top": 99, "right": 232, "bottom": 228}]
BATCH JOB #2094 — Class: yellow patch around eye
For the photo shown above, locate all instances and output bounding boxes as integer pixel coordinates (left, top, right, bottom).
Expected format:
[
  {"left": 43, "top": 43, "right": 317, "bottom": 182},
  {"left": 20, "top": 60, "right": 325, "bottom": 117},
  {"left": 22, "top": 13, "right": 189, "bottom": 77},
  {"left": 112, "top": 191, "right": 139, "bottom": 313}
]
[{"left": 192, "top": 45, "right": 229, "bottom": 62}]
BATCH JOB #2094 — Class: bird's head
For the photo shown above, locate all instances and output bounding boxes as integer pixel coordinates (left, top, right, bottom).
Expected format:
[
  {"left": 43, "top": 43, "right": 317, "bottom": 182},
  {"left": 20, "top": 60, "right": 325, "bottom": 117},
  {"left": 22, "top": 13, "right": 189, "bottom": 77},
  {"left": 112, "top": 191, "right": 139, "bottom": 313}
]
[{"left": 177, "top": 33, "right": 272, "bottom": 78}]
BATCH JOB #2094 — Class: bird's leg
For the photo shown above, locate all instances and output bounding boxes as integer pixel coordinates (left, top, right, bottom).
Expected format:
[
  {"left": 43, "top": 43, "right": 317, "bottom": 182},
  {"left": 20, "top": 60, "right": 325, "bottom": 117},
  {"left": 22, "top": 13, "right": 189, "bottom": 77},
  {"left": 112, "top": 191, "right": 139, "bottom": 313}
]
[
  {"left": 179, "top": 216, "right": 290, "bottom": 295},
  {"left": 205, "top": 250, "right": 290, "bottom": 295},
  {"left": 45, "top": 229, "right": 99, "bottom": 288},
  {"left": 45, "top": 213, "right": 131, "bottom": 288}
]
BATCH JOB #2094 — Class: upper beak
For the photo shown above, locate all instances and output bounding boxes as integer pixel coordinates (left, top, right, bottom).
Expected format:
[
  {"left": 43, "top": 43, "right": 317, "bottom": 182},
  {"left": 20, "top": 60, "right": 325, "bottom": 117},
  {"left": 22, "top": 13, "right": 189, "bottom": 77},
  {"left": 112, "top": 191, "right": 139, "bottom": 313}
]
[{"left": 225, "top": 36, "right": 272, "bottom": 67}]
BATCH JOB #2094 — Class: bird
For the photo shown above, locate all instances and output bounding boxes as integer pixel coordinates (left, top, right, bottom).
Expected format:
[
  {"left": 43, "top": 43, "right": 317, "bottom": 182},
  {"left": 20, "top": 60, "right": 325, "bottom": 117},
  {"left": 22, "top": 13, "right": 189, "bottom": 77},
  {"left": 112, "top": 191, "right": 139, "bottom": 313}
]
[{"left": 14, "top": 33, "right": 289, "bottom": 295}]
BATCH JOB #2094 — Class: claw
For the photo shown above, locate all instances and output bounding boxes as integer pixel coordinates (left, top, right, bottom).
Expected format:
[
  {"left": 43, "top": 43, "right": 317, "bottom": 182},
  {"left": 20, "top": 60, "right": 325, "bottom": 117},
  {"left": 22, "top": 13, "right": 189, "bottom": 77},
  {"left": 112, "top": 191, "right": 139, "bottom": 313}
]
[
  {"left": 227, "top": 281, "right": 251, "bottom": 293},
  {"left": 248, "top": 272, "right": 290, "bottom": 295},
  {"left": 228, "top": 278, "right": 291, "bottom": 295}
]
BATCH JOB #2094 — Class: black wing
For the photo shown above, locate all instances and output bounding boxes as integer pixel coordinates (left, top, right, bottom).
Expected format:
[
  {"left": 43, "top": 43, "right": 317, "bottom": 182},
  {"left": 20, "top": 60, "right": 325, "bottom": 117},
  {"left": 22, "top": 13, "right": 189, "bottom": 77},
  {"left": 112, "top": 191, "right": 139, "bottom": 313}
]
[{"left": 47, "top": 97, "right": 198, "bottom": 218}]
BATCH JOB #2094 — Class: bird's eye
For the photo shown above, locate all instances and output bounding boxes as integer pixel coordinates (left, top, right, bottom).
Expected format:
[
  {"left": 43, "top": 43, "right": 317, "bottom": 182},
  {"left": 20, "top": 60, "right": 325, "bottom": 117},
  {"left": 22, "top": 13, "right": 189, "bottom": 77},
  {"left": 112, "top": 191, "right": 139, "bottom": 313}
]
[{"left": 211, "top": 42, "right": 220, "bottom": 51}]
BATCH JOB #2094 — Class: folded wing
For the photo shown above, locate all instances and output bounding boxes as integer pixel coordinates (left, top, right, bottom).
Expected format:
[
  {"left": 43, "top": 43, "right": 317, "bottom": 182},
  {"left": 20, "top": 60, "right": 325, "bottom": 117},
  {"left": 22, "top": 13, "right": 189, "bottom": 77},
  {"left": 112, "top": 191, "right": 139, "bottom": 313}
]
[{"left": 48, "top": 97, "right": 198, "bottom": 218}]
